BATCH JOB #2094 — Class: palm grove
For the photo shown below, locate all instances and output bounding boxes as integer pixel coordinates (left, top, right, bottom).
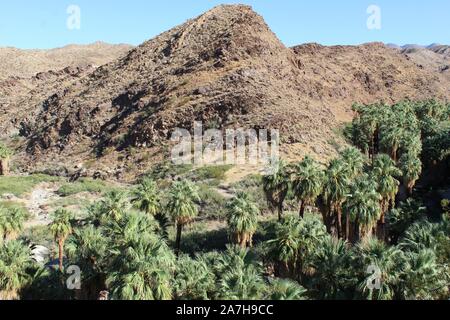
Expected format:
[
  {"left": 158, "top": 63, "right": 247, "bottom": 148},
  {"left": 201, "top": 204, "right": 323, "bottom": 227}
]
[{"left": 0, "top": 100, "right": 449, "bottom": 300}]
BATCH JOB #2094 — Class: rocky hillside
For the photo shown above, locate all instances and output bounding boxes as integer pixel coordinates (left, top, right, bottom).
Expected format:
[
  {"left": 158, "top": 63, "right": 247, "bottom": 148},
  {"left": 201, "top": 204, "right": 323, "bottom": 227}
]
[
  {"left": 0, "top": 42, "right": 133, "bottom": 136},
  {"left": 1, "top": 5, "right": 449, "bottom": 180}
]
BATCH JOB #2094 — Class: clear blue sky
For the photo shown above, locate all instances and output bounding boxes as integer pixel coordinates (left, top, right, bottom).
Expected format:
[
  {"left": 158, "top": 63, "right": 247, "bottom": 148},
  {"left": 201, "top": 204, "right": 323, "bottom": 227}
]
[{"left": 0, "top": 0, "right": 449, "bottom": 49}]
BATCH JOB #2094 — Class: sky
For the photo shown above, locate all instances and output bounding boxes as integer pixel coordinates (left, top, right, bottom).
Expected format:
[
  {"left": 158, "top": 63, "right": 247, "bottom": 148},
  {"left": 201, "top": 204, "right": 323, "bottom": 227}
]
[{"left": 0, "top": 0, "right": 449, "bottom": 49}]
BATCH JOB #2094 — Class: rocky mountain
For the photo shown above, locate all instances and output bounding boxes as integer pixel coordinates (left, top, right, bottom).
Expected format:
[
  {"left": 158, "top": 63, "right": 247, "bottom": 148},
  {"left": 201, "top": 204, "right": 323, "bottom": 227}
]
[
  {"left": 1, "top": 5, "right": 449, "bottom": 180},
  {"left": 0, "top": 42, "right": 132, "bottom": 80},
  {"left": 387, "top": 43, "right": 450, "bottom": 74}
]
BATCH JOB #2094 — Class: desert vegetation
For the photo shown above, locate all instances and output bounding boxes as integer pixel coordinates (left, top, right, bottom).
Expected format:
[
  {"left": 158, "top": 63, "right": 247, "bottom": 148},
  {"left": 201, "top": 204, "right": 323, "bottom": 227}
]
[{"left": 0, "top": 100, "right": 449, "bottom": 300}]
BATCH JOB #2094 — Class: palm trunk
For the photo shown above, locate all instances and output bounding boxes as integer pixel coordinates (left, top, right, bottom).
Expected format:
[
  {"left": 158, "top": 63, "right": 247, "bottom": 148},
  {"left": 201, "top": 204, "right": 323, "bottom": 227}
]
[
  {"left": 277, "top": 202, "right": 283, "bottom": 222},
  {"left": 58, "top": 239, "right": 64, "bottom": 272},
  {"left": 299, "top": 200, "right": 306, "bottom": 219},
  {"left": 336, "top": 206, "right": 343, "bottom": 239},
  {"left": 345, "top": 213, "right": 350, "bottom": 241},
  {"left": 354, "top": 218, "right": 360, "bottom": 243},
  {"left": 0, "top": 158, "right": 9, "bottom": 176},
  {"left": 175, "top": 224, "right": 183, "bottom": 257}
]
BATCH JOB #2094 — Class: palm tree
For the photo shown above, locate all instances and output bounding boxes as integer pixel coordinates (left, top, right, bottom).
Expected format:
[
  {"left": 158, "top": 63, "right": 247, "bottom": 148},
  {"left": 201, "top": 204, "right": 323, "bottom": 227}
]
[
  {"left": 99, "top": 190, "right": 129, "bottom": 222},
  {"left": 107, "top": 232, "right": 176, "bottom": 300},
  {"left": 291, "top": 156, "right": 324, "bottom": 218},
  {"left": 400, "top": 249, "right": 448, "bottom": 300},
  {"left": 269, "top": 216, "right": 301, "bottom": 276},
  {"left": 0, "top": 143, "right": 12, "bottom": 176},
  {"left": 399, "top": 152, "right": 422, "bottom": 196},
  {"left": 0, "top": 240, "right": 33, "bottom": 300},
  {"left": 309, "top": 236, "right": 356, "bottom": 299},
  {"left": 66, "top": 225, "right": 109, "bottom": 300},
  {"left": 173, "top": 255, "right": 215, "bottom": 300},
  {"left": 131, "top": 178, "right": 160, "bottom": 217},
  {"left": 269, "top": 214, "right": 328, "bottom": 278},
  {"left": 371, "top": 154, "right": 402, "bottom": 236},
  {"left": 343, "top": 176, "right": 382, "bottom": 242},
  {"left": 339, "top": 147, "right": 366, "bottom": 179},
  {"left": 131, "top": 178, "right": 169, "bottom": 237},
  {"left": 380, "top": 124, "right": 404, "bottom": 162},
  {"left": 322, "top": 159, "right": 351, "bottom": 238},
  {"left": 355, "top": 238, "right": 403, "bottom": 300},
  {"left": 0, "top": 206, "right": 28, "bottom": 242},
  {"left": 386, "top": 199, "right": 426, "bottom": 244},
  {"left": 351, "top": 103, "right": 391, "bottom": 160},
  {"left": 262, "top": 160, "right": 291, "bottom": 221},
  {"left": 226, "top": 192, "right": 259, "bottom": 248},
  {"left": 213, "top": 246, "right": 267, "bottom": 300},
  {"left": 167, "top": 180, "right": 200, "bottom": 256},
  {"left": 50, "top": 209, "right": 74, "bottom": 272},
  {"left": 266, "top": 278, "right": 308, "bottom": 300}
]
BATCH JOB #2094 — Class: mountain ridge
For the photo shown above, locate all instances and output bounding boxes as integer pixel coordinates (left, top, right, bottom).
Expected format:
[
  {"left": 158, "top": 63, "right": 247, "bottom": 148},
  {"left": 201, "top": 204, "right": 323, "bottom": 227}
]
[{"left": 1, "top": 4, "right": 449, "bottom": 180}]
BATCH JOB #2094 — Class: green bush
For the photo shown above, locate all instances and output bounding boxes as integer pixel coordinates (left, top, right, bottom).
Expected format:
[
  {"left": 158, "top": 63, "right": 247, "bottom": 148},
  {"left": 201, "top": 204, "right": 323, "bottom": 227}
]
[
  {"left": 190, "top": 165, "right": 233, "bottom": 182},
  {"left": 57, "top": 178, "right": 116, "bottom": 197},
  {"left": 197, "top": 184, "right": 227, "bottom": 219},
  {"left": 0, "top": 174, "right": 61, "bottom": 197}
]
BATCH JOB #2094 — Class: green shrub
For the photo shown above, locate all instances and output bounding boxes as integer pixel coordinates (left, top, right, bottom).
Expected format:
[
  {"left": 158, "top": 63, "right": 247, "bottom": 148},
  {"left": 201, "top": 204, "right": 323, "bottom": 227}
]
[
  {"left": 0, "top": 143, "right": 13, "bottom": 159},
  {"left": 198, "top": 184, "right": 227, "bottom": 219},
  {"left": 0, "top": 174, "right": 61, "bottom": 197},
  {"left": 57, "top": 178, "right": 116, "bottom": 197}
]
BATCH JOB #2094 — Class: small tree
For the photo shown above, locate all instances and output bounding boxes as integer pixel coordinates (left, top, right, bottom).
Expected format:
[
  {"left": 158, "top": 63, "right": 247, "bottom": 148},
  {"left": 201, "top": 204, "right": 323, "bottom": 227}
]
[
  {"left": 0, "top": 144, "right": 12, "bottom": 176},
  {"left": 167, "top": 181, "right": 200, "bottom": 256},
  {"left": 50, "top": 209, "right": 74, "bottom": 272},
  {"left": 226, "top": 192, "right": 259, "bottom": 248}
]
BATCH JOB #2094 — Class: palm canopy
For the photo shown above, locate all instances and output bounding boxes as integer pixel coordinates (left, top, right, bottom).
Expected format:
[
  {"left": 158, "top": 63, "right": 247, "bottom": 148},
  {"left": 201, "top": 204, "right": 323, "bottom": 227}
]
[
  {"left": 344, "top": 175, "right": 382, "bottom": 240},
  {"left": 210, "top": 246, "right": 267, "bottom": 300},
  {"left": 50, "top": 209, "right": 73, "bottom": 241},
  {"left": 131, "top": 178, "right": 160, "bottom": 216},
  {"left": 168, "top": 180, "right": 200, "bottom": 256},
  {"left": 309, "top": 236, "right": 356, "bottom": 299},
  {"left": 355, "top": 238, "right": 403, "bottom": 300},
  {"left": 107, "top": 232, "right": 176, "bottom": 300},
  {"left": 226, "top": 192, "right": 259, "bottom": 247},
  {"left": 322, "top": 159, "right": 351, "bottom": 237},
  {"left": 0, "top": 240, "right": 34, "bottom": 300},
  {"left": 269, "top": 214, "right": 328, "bottom": 275},
  {"left": 0, "top": 206, "right": 28, "bottom": 242},
  {"left": 266, "top": 278, "right": 308, "bottom": 300},
  {"left": 291, "top": 156, "right": 324, "bottom": 218},
  {"left": 323, "top": 159, "right": 351, "bottom": 207},
  {"left": 338, "top": 147, "right": 366, "bottom": 179},
  {"left": 167, "top": 180, "right": 200, "bottom": 226},
  {"left": 371, "top": 154, "right": 401, "bottom": 210},
  {"left": 351, "top": 103, "right": 391, "bottom": 157},
  {"left": 173, "top": 255, "right": 216, "bottom": 300},
  {"left": 399, "top": 152, "right": 422, "bottom": 195},
  {"left": 99, "top": 190, "right": 130, "bottom": 222},
  {"left": 262, "top": 160, "right": 291, "bottom": 220}
]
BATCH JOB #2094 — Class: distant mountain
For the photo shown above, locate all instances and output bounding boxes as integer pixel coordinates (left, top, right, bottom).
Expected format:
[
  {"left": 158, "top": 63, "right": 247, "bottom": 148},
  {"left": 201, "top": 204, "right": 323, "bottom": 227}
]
[{"left": 0, "top": 42, "right": 133, "bottom": 81}]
